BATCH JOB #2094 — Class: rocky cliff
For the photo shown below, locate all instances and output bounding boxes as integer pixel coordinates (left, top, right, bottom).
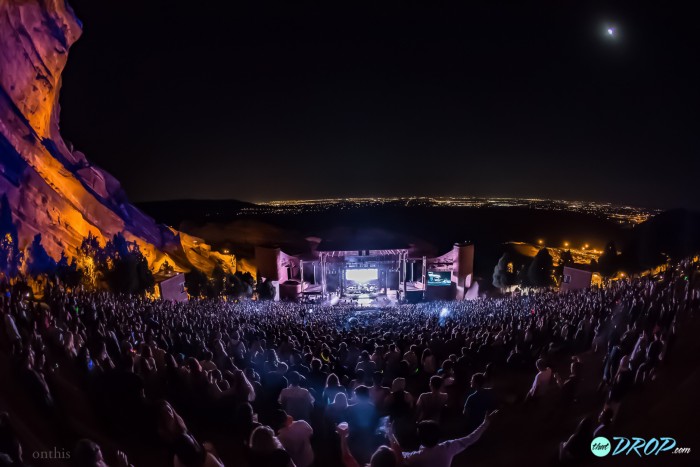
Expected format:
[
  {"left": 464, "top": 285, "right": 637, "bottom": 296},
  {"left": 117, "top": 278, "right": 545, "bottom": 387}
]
[{"left": 0, "top": 0, "right": 232, "bottom": 275}]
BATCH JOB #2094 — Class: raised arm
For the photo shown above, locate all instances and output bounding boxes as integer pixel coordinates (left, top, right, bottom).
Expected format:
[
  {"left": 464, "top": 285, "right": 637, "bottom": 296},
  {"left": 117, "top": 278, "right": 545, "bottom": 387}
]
[{"left": 443, "top": 410, "right": 497, "bottom": 453}]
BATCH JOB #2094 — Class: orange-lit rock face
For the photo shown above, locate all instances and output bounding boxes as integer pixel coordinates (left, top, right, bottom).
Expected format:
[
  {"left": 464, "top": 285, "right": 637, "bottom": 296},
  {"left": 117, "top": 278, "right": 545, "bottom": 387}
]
[
  {"left": 0, "top": 0, "right": 236, "bottom": 277},
  {"left": 0, "top": 0, "right": 81, "bottom": 141}
]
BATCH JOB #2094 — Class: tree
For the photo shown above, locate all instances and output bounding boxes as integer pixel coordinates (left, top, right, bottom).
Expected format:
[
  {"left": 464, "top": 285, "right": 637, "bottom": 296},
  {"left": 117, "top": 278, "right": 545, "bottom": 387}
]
[
  {"left": 589, "top": 258, "right": 599, "bottom": 272},
  {"left": 257, "top": 278, "right": 276, "bottom": 300},
  {"left": 207, "top": 267, "right": 225, "bottom": 298},
  {"left": 79, "top": 232, "right": 107, "bottom": 267},
  {"left": 56, "top": 253, "right": 83, "bottom": 288},
  {"left": 77, "top": 232, "right": 104, "bottom": 289},
  {"left": 224, "top": 273, "right": 243, "bottom": 298},
  {"left": 555, "top": 249, "right": 575, "bottom": 278},
  {"left": 236, "top": 271, "right": 255, "bottom": 288},
  {"left": 492, "top": 253, "right": 516, "bottom": 289},
  {"left": 26, "top": 234, "right": 57, "bottom": 277},
  {"left": 227, "top": 271, "right": 254, "bottom": 298},
  {"left": 102, "top": 233, "right": 154, "bottom": 295},
  {"left": 185, "top": 269, "right": 208, "bottom": 298},
  {"left": 527, "top": 248, "right": 554, "bottom": 287},
  {"left": 598, "top": 241, "right": 620, "bottom": 277}
]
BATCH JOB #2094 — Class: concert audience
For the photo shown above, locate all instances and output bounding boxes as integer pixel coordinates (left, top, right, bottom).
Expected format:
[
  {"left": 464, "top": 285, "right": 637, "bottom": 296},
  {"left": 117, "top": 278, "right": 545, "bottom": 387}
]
[{"left": 0, "top": 257, "right": 696, "bottom": 466}]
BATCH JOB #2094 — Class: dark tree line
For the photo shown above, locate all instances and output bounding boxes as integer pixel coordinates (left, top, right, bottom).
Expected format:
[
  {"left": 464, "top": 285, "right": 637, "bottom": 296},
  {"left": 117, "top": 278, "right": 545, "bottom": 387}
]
[
  {"left": 492, "top": 240, "right": 642, "bottom": 292},
  {"left": 185, "top": 268, "right": 275, "bottom": 300},
  {"left": 0, "top": 195, "right": 156, "bottom": 295},
  {"left": 492, "top": 248, "right": 557, "bottom": 289},
  {"left": 1, "top": 193, "right": 259, "bottom": 298}
]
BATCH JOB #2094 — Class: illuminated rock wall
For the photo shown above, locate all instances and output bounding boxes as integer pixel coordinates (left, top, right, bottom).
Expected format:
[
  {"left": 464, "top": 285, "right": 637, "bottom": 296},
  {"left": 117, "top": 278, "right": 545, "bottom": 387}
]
[{"left": 0, "top": 0, "right": 234, "bottom": 275}]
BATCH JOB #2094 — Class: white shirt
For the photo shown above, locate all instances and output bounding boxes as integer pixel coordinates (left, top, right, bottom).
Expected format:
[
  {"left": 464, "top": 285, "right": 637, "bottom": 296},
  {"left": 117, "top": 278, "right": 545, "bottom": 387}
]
[
  {"left": 402, "top": 420, "right": 489, "bottom": 467},
  {"left": 278, "top": 420, "right": 314, "bottom": 467},
  {"left": 529, "top": 367, "right": 552, "bottom": 397}
]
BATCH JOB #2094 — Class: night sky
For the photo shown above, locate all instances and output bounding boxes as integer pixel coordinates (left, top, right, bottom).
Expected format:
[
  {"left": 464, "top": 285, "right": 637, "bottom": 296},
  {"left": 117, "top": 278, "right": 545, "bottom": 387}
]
[{"left": 60, "top": 1, "right": 699, "bottom": 209}]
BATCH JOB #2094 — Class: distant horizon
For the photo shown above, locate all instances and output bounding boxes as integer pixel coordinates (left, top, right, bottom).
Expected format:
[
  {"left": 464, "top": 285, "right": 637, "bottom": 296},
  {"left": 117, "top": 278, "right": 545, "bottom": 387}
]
[{"left": 137, "top": 194, "right": 669, "bottom": 212}]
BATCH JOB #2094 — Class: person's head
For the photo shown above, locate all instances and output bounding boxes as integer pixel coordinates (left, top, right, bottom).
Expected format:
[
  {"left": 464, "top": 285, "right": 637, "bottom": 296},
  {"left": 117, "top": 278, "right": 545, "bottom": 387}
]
[
  {"left": 391, "top": 378, "right": 406, "bottom": 393},
  {"left": 429, "top": 375, "right": 443, "bottom": 392},
  {"left": 332, "top": 392, "right": 348, "bottom": 408},
  {"left": 535, "top": 359, "right": 547, "bottom": 372},
  {"left": 326, "top": 373, "right": 340, "bottom": 388},
  {"left": 287, "top": 370, "right": 301, "bottom": 386},
  {"left": 417, "top": 420, "right": 441, "bottom": 448},
  {"left": 187, "top": 357, "right": 202, "bottom": 373},
  {"left": 165, "top": 353, "right": 177, "bottom": 368},
  {"left": 235, "top": 402, "right": 255, "bottom": 424},
  {"left": 471, "top": 372, "right": 486, "bottom": 389},
  {"left": 354, "top": 385, "right": 370, "bottom": 401},
  {"left": 157, "top": 400, "right": 177, "bottom": 423},
  {"left": 271, "top": 409, "right": 292, "bottom": 431},
  {"left": 72, "top": 439, "right": 105, "bottom": 467},
  {"left": 173, "top": 433, "right": 205, "bottom": 467},
  {"left": 311, "top": 358, "right": 322, "bottom": 371},
  {"left": 442, "top": 360, "right": 454, "bottom": 373},
  {"left": 369, "top": 446, "right": 397, "bottom": 467},
  {"left": 249, "top": 426, "right": 282, "bottom": 453}
]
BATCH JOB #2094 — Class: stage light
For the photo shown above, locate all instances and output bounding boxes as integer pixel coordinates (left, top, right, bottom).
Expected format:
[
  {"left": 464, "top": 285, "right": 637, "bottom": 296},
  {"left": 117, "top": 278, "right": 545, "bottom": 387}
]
[{"left": 440, "top": 307, "right": 450, "bottom": 318}]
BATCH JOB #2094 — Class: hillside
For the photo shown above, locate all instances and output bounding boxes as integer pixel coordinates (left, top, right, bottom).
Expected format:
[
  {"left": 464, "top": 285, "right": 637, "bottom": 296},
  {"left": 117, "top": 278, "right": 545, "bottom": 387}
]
[{"left": 0, "top": 0, "right": 234, "bottom": 275}]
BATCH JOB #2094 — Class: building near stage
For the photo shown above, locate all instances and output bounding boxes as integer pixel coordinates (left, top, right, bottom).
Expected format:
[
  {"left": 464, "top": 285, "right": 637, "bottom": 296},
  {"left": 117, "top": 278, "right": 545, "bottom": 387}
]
[
  {"left": 156, "top": 272, "right": 188, "bottom": 302},
  {"left": 560, "top": 266, "right": 593, "bottom": 292},
  {"left": 255, "top": 234, "right": 474, "bottom": 302}
]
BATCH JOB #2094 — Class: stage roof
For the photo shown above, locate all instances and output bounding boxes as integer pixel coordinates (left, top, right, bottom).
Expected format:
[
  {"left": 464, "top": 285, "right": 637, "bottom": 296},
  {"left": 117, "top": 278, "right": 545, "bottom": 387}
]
[{"left": 317, "top": 239, "right": 410, "bottom": 253}]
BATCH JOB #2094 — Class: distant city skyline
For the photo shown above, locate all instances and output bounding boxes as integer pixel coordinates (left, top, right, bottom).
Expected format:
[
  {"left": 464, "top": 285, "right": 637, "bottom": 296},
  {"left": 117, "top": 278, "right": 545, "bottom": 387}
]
[{"left": 241, "top": 196, "right": 658, "bottom": 226}]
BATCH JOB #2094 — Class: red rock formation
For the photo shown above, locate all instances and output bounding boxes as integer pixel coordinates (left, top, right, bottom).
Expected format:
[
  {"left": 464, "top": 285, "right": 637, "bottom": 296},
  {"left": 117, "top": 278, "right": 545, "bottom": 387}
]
[{"left": 0, "top": 0, "right": 231, "bottom": 275}]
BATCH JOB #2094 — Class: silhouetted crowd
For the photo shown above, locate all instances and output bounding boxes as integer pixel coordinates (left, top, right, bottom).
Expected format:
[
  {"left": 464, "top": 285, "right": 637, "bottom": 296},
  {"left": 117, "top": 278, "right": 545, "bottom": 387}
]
[{"left": 1, "top": 257, "right": 698, "bottom": 466}]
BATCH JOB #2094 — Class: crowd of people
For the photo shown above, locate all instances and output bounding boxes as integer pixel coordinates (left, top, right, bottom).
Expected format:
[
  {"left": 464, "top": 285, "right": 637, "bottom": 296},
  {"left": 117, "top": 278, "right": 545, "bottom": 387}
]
[{"left": 0, "top": 257, "right": 698, "bottom": 466}]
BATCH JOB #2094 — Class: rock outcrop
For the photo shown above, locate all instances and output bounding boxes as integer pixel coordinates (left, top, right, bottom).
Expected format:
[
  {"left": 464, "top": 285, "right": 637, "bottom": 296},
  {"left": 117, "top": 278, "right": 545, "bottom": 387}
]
[{"left": 0, "top": 0, "right": 231, "bottom": 275}]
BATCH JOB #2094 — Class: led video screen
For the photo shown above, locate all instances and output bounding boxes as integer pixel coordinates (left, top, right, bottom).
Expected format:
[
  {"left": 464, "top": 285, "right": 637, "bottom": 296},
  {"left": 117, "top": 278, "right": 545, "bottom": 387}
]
[
  {"left": 427, "top": 271, "right": 451, "bottom": 286},
  {"left": 345, "top": 268, "right": 378, "bottom": 283}
]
